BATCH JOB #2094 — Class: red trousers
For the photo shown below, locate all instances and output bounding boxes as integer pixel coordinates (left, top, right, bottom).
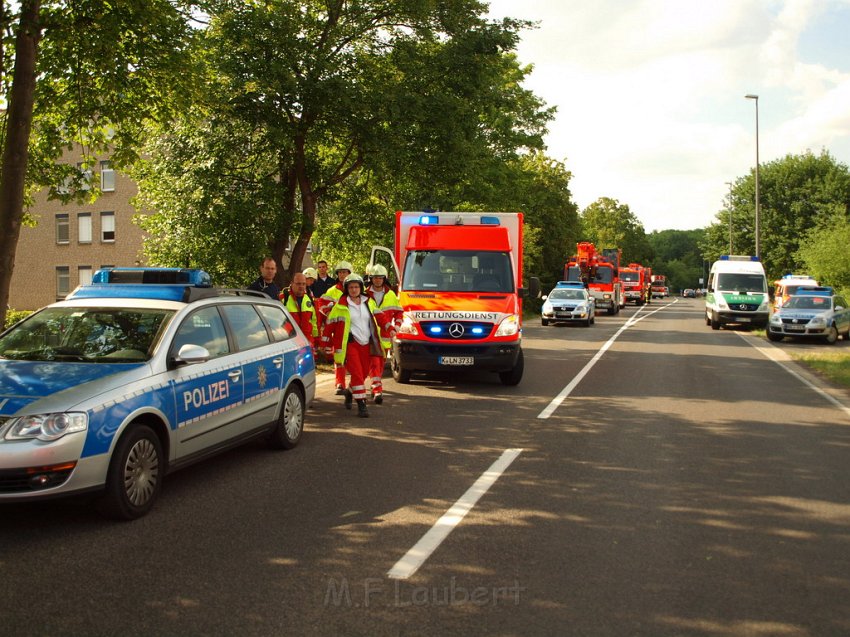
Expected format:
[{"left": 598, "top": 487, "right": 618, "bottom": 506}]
[
  {"left": 345, "top": 340, "right": 372, "bottom": 400},
  {"left": 369, "top": 355, "right": 385, "bottom": 396}
]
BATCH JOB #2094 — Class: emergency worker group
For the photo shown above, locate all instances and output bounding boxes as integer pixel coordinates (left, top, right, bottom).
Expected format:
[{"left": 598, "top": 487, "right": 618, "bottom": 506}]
[{"left": 247, "top": 257, "right": 402, "bottom": 419}]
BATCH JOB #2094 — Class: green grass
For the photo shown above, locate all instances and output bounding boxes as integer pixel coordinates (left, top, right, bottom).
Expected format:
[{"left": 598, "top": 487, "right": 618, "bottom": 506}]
[{"left": 789, "top": 350, "right": 850, "bottom": 388}]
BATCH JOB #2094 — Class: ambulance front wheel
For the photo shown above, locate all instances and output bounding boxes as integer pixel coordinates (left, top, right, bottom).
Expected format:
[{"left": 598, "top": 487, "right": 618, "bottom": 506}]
[
  {"left": 499, "top": 349, "right": 524, "bottom": 386},
  {"left": 391, "top": 353, "right": 412, "bottom": 384}
]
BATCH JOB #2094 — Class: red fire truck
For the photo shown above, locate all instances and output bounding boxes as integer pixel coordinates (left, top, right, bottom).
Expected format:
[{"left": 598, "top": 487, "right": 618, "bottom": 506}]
[
  {"left": 563, "top": 242, "right": 622, "bottom": 315},
  {"left": 651, "top": 274, "right": 668, "bottom": 299},
  {"left": 620, "top": 262, "right": 649, "bottom": 305}
]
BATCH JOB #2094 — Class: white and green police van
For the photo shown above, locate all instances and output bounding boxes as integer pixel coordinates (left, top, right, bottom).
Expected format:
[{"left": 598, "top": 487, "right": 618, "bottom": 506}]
[{"left": 705, "top": 255, "right": 770, "bottom": 330}]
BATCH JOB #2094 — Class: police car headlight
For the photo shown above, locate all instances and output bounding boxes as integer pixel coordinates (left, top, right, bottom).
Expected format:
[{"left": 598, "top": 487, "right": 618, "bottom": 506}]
[
  {"left": 758, "top": 298, "right": 770, "bottom": 310},
  {"left": 495, "top": 314, "right": 519, "bottom": 337},
  {"left": 397, "top": 313, "right": 420, "bottom": 336},
  {"left": 769, "top": 313, "right": 782, "bottom": 325},
  {"left": 716, "top": 296, "right": 729, "bottom": 310},
  {"left": 5, "top": 413, "right": 88, "bottom": 442},
  {"left": 542, "top": 301, "right": 553, "bottom": 314},
  {"left": 809, "top": 316, "right": 826, "bottom": 327}
]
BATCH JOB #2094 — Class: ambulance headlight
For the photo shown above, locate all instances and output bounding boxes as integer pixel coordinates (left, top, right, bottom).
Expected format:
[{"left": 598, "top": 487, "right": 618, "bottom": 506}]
[
  {"left": 397, "top": 313, "right": 420, "bottom": 336},
  {"left": 495, "top": 314, "right": 519, "bottom": 337},
  {"left": 5, "top": 413, "right": 88, "bottom": 442}
]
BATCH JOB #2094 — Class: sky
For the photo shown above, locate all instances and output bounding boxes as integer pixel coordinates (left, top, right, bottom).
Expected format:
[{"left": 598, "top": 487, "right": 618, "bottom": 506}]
[{"left": 485, "top": 0, "right": 850, "bottom": 232}]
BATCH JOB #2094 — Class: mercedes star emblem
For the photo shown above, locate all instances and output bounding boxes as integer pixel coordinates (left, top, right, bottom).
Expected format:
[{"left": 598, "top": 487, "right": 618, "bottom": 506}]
[{"left": 448, "top": 323, "right": 465, "bottom": 338}]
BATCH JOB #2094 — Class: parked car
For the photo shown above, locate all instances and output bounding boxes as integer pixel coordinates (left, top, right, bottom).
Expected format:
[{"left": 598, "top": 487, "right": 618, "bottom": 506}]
[
  {"left": 0, "top": 268, "right": 316, "bottom": 519},
  {"left": 541, "top": 282, "right": 596, "bottom": 327},
  {"left": 767, "top": 287, "right": 850, "bottom": 344},
  {"left": 683, "top": 289, "right": 696, "bottom": 298}
]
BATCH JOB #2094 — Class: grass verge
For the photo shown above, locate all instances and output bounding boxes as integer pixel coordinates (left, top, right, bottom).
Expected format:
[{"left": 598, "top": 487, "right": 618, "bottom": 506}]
[{"left": 789, "top": 350, "right": 850, "bottom": 388}]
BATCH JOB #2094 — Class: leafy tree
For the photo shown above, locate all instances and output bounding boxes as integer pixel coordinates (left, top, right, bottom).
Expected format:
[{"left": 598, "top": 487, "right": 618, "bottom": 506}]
[
  {"left": 796, "top": 210, "right": 850, "bottom": 296},
  {"left": 0, "top": 0, "right": 195, "bottom": 326},
  {"left": 646, "top": 228, "right": 706, "bottom": 292},
  {"left": 579, "top": 197, "right": 653, "bottom": 264},
  {"left": 136, "top": 0, "right": 552, "bottom": 287},
  {"left": 703, "top": 150, "right": 850, "bottom": 280}
]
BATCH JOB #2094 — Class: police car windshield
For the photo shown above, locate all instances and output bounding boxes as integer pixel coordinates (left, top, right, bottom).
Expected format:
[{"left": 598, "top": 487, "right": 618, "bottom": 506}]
[
  {"left": 784, "top": 296, "right": 830, "bottom": 310},
  {"left": 549, "top": 289, "right": 585, "bottom": 300},
  {"left": 716, "top": 273, "right": 767, "bottom": 293},
  {"left": 403, "top": 250, "right": 514, "bottom": 293},
  {"left": 0, "top": 307, "right": 174, "bottom": 362}
]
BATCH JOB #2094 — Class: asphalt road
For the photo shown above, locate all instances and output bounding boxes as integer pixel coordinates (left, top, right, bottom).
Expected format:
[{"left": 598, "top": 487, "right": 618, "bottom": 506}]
[{"left": 3, "top": 298, "right": 850, "bottom": 636}]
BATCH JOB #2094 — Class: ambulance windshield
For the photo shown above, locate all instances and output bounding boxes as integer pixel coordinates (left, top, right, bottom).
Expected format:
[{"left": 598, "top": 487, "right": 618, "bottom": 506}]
[
  {"left": 716, "top": 273, "right": 767, "bottom": 293},
  {"left": 403, "top": 250, "right": 514, "bottom": 293}
]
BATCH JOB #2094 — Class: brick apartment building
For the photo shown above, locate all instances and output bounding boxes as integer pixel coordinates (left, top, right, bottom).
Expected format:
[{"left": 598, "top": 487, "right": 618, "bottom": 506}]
[
  {"left": 9, "top": 148, "right": 147, "bottom": 310},
  {"left": 8, "top": 147, "right": 313, "bottom": 311}
]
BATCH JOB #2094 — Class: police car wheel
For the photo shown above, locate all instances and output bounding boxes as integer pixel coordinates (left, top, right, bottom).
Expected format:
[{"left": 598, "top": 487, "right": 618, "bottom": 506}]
[
  {"left": 824, "top": 325, "right": 838, "bottom": 345},
  {"left": 767, "top": 330, "right": 783, "bottom": 342},
  {"left": 99, "top": 424, "right": 163, "bottom": 520},
  {"left": 268, "top": 385, "right": 305, "bottom": 450}
]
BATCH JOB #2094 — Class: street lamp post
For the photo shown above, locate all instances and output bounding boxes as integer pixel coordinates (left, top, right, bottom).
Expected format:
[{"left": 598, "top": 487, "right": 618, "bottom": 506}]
[
  {"left": 725, "top": 181, "right": 733, "bottom": 253},
  {"left": 745, "top": 94, "right": 760, "bottom": 258}
]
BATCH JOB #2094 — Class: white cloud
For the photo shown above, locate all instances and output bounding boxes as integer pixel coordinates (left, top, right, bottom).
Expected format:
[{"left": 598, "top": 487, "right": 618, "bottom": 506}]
[{"left": 486, "top": 0, "right": 850, "bottom": 231}]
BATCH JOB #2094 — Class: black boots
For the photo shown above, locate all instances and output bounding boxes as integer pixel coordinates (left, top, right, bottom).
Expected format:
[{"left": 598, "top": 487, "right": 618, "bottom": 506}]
[
  {"left": 344, "top": 388, "right": 353, "bottom": 410},
  {"left": 357, "top": 399, "right": 369, "bottom": 418}
]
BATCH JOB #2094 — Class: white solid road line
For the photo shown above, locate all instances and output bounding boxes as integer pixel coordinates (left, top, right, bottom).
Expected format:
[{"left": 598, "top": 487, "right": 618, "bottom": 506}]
[
  {"left": 387, "top": 448, "right": 524, "bottom": 580},
  {"left": 536, "top": 301, "right": 676, "bottom": 419}
]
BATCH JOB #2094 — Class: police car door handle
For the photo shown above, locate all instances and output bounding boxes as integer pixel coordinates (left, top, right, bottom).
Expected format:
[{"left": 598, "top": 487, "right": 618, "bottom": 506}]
[
  {"left": 228, "top": 370, "right": 242, "bottom": 382},
  {"left": 272, "top": 357, "right": 283, "bottom": 368}
]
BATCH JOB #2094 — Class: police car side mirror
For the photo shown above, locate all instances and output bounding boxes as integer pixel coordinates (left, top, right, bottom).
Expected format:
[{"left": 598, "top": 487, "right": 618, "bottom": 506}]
[
  {"left": 173, "top": 343, "right": 211, "bottom": 367},
  {"left": 836, "top": 306, "right": 845, "bottom": 311},
  {"left": 541, "top": 295, "right": 548, "bottom": 301}
]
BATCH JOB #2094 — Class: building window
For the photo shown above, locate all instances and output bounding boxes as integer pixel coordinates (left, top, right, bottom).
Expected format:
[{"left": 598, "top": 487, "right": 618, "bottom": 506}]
[
  {"left": 56, "top": 266, "right": 70, "bottom": 299},
  {"left": 56, "top": 213, "right": 70, "bottom": 244},
  {"left": 100, "top": 160, "right": 115, "bottom": 192},
  {"left": 78, "top": 213, "right": 92, "bottom": 243},
  {"left": 101, "top": 211, "right": 115, "bottom": 242},
  {"left": 78, "top": 266, "right": 93, "bottom": 287},
  {"left": 76, "top": 162, "right": 92, "bottom": 190}
]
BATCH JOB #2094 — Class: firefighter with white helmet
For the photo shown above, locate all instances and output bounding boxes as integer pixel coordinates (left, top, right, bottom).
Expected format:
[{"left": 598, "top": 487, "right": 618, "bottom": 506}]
[
  {"left": 318, "top": 260, "right": 354, "bottom": 394},
  {"left": 323, "top": 273, "right": 384, "bottom": 418},
  {"left": 365, "top": 263, "right": 402, "bottom": 404}
]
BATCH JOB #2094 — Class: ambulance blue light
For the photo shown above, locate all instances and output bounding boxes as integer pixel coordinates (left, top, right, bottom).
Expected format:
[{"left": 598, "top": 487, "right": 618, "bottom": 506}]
[
  {"left": 479, "top": 216, "right": 501, "bottom": 225},
  {"left": 429, "top": 326, "right": 443, "bottom": 334},
  {"left": 419, "top": 215, "right": 440, "bottom": 225},
  {"left": 471, "top": 327, "right": 485, "bottom": 335}
]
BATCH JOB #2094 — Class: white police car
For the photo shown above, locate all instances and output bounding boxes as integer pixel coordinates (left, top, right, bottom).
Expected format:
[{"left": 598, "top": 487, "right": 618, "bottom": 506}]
[
  {"left": 541, "top": 281, "right": 596, "bottom": 327},
  {"left": 0, "top": 268, "right": 315, "bottom": 519},
  {"left": 767, "top": 287, "right": 850, "bottom": 344}
]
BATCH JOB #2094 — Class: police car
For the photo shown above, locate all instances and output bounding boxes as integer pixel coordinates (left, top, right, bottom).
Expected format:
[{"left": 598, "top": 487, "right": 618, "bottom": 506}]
[
  {"left": 541, "top": 281, "right": 596, "bottom": 327},
  {"left": 0, "top": 268, "right": 315, "bottom": 519},
  {"left": 767, "top": 286, "right": 850, "bottom": 344}
]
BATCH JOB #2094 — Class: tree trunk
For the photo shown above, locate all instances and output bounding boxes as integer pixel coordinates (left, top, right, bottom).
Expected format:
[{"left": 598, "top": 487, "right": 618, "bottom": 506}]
[
  {"left": 0, "top": 0, "right": 41, "bottom": 327},
  {"left": 292, "top": 132, "right": 317, "bottom": 281}
]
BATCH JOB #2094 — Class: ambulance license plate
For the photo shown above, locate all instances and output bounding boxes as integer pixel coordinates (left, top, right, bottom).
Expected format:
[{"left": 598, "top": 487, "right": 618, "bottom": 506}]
[{"left": 440, "top": 356, "right": 474, "bottom": 366}]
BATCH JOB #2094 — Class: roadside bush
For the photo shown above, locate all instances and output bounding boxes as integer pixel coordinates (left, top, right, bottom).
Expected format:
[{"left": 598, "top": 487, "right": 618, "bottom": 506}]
[{"left": 4, "top": 309, "right": 32, "bottom": 329}]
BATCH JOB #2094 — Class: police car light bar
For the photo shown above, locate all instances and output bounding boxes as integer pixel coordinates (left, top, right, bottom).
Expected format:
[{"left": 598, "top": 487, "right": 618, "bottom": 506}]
[
  {"left": 93, "top": 268, "right": 212, "bottom": 287},
  {"left": 719, "top": 255, "right": 760, "bottom": 261}
]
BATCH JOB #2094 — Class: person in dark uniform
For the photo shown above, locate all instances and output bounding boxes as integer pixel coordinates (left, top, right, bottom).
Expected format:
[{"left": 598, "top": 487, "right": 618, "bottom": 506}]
[
  {"left": 247, "top": 257, "right": 282, "bottom": 300},
  {"left": 311, "top": 260, "right": 335, "bottom": 298}
]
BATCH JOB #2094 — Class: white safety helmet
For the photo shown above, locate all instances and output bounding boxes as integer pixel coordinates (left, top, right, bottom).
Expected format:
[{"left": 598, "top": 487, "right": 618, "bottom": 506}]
[
  {"left": 343, "top": 273, "right": 364, "bottom": 291},
  {"left": 335, "top": 260, "right": 353, "bottom": 274},
  {"left": 370, "top": 264, "right": 388, "bottom": 277},
  {"left": 302, "top": 267, "right": 318, "bottom": 279}
]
